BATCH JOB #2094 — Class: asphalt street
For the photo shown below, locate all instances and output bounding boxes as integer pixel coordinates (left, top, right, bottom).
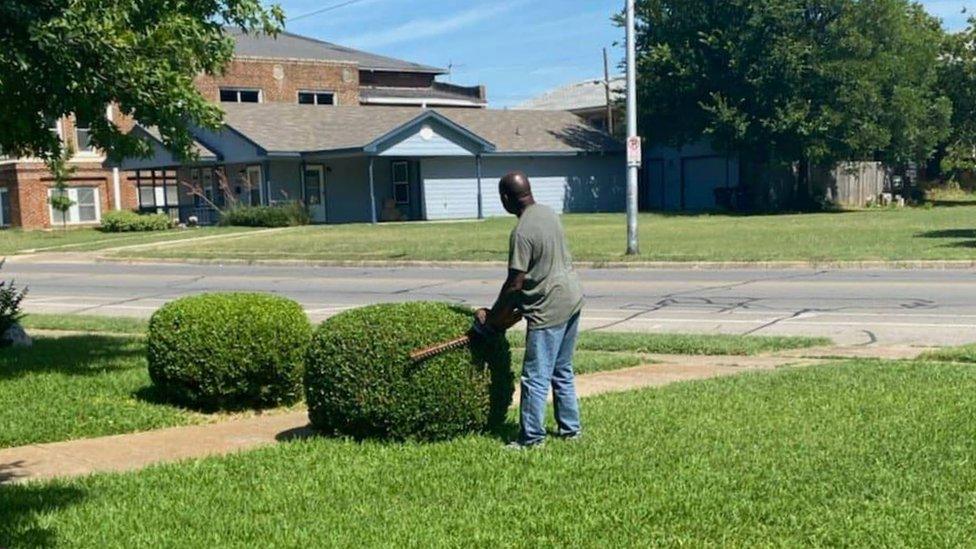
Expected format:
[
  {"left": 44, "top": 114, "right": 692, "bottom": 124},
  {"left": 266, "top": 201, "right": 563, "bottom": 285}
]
[{"left": 7, "top": 257, "right": 976, "bottom": 346}]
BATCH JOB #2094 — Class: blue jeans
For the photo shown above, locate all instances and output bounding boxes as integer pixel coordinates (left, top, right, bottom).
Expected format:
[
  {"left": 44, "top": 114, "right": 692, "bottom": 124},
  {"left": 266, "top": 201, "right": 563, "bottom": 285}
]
[{"left": 518, "top": 311, "right": 582, "bottom": 445}]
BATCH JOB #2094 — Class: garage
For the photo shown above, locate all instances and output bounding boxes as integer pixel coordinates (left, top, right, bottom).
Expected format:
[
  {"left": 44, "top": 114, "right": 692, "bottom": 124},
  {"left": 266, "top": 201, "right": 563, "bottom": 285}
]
[{"left": 420, "top": 155, "right": 625, "bottom": 220}]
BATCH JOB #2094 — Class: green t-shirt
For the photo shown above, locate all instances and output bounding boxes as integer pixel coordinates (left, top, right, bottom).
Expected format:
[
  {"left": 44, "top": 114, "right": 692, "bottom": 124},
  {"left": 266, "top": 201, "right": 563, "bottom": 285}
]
[{"left": 508, "top": 204, "right": 583, "bottom": 329}]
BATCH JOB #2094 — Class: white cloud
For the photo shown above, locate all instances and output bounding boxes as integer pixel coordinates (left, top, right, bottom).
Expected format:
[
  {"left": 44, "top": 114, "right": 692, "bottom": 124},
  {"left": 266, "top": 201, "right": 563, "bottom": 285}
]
[{"left": 338, "top": 0, "right": 527, "bottom": 49}]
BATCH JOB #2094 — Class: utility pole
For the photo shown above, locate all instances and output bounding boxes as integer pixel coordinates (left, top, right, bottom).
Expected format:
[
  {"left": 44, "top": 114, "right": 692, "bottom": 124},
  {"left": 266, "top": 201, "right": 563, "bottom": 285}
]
[
  {"left": 603, "top": 47, "right": 614, "bottom": 136},
  {"left": 625, "top": 0, "right": 640, "bottom": 255}
]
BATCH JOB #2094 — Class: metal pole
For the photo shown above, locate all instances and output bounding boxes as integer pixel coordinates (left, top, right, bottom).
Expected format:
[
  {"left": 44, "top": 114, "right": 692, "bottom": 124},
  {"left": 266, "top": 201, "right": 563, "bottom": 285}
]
[
  {"left": 603, "top": 47, "right": 614, "bottom": 136},
  {"left": 368, "top": 156, "right": 377, "bottom": 224},
  {"left": 625, "top": 0, "right": 639, "bottom": 255},
  {"left": 476, "top": 154, "right": 484, "bottom": 219}
]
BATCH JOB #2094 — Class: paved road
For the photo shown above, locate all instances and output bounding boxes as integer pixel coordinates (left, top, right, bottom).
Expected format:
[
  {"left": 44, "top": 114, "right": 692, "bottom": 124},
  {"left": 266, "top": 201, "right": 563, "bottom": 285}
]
[{"left": 7, "top": 257, "right": 976, "bottom": 346}]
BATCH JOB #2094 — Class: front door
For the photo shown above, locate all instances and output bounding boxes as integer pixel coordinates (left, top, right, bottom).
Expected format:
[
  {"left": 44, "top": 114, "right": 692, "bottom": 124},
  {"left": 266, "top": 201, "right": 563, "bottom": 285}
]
[{"left": 304, "top": 165, "right": 326, "bottom": 222}]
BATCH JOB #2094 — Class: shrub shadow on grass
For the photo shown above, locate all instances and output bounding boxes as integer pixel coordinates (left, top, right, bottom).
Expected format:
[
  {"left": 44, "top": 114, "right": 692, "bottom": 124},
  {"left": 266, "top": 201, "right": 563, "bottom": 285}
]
[
  {"left": 0, "top": 481, "right": 86, "bottom": 548},
  {"left": 132, "top": 384, "right": 294, "bottom": 415},
  {"left": 0, "top": 336, "right": 144, "bottom": 380},
  {"left": 915, "top": 229, "right": 976, "bottom": 239}
]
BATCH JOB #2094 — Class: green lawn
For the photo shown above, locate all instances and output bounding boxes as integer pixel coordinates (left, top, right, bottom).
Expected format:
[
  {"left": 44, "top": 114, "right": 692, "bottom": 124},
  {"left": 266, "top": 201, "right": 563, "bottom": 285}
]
[
  {"left": 0, "top": 226, "right": 252, "bottom": 255},
  {"left": 109, "top": 198, "right": 976, "bottom": 263},
  {"left": 20, "top": 314, "right": 149, "bottom": 335},
  {"left": 0, "top": 336, "right": 201, "bottom": 448},
  {"left": 0, "top": 315, "right": 829, "bottom": 448},
  {"left": 5, "top": 358, "right": 976, "bottom": 546},
  {"left": 920, "top": 342, "right": 976, "bottom": 363}
]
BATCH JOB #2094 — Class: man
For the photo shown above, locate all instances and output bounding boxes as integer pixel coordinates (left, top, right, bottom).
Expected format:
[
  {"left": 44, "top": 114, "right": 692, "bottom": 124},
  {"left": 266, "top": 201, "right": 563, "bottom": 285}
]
[{"left": 476, "top": 171, "right": 584, "bottom": 449}]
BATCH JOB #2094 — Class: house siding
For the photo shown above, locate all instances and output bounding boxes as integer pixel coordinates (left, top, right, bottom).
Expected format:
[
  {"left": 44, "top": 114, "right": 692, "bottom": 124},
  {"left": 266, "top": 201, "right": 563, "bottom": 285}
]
[
  {"left": 377, "top": 125, "right": 478, "bottom": 157},
  {"left": 420, "top": 154, "right": 625, "bottom": 220}
]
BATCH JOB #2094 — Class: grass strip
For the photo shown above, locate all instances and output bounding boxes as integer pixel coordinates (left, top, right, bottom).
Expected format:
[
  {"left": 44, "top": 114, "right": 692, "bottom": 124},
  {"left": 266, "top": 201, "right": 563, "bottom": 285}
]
[
  {"left": 21, "top": 314, "right": 149, "bottom": 335},
  {"left": 4, "top": 359, "right": 976, "bottom": 546},
  {"left": 919, "top": 343, "right": 976, "bottom": 363},
  {"left": 509, "top": 330, "right": 829, "bottom": 356},
  {"left": 510, "top": 348, "right": 646, "bottom": 375}
]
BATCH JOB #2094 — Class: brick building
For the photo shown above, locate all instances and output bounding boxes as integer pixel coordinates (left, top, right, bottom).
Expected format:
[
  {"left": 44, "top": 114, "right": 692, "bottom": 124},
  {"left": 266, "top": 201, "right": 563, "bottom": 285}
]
[{"left": 0, "top": 28, "right": 487, "bottom": 229}]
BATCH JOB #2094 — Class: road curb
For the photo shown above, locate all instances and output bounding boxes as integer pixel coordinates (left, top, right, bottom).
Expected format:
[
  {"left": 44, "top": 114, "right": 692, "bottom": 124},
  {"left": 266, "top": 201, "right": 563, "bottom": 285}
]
[{"left": 91, "top": 255, "right": 976, "bottom": 270}]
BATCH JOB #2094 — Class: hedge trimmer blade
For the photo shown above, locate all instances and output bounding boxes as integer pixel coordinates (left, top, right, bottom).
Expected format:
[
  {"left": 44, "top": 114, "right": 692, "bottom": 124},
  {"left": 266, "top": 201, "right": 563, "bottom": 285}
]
[{"left": 409, "top": 334, "right": 471, "bottom": 363}]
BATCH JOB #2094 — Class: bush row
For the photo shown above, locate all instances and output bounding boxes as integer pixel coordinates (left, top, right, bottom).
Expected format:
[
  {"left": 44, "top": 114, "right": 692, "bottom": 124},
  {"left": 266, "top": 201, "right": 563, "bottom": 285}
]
[
  {"left": 101, "top": 210, "right": 173, "bottom": 232},
  {"left": 147, "top": 296, "right": 512, "bottom": 441},
  {"left": 218, "top": 203, "right": 310, "bottom": 228}
]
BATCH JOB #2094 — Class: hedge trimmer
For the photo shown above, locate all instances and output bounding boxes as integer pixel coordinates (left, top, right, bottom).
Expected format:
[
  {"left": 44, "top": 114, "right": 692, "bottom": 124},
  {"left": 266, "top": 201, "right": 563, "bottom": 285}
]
[{"left": 409, "top": 309, "right": 522, "bottom": 363}]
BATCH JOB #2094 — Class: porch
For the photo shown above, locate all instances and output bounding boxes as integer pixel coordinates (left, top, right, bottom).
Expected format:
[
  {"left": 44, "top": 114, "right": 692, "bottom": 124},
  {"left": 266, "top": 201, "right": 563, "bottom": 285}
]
[{"left": 127, "top": 153, "right": 491, "bottom": 225}]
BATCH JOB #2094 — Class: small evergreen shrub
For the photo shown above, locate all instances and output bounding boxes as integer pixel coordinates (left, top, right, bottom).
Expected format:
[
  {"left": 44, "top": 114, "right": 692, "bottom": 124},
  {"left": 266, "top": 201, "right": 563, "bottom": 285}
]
[
  {"left": 0, "top": 259, "right": 26, "bottom": 339},
  {"left": 305, "top": 302, "right": 514, "bottom": 441},
  {"left": 147, "top": 293, "right": 312, "bottom": 409},
  {"left": 219, "top": 203, "right": 309, "bottom": 227},
  {"left": 101, "top": 210, "right": 173, "bottom": 232}
]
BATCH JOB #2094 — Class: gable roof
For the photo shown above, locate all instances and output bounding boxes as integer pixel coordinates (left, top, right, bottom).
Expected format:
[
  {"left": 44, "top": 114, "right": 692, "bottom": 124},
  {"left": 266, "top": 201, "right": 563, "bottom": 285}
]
[
  {"left": 133, "top": 125, "right": 220, "bottom": 161},
  {"left": 227, "top": 28, "right": 445, "bottom": 74},
  {"left": 517, "top": 76, "right": 624, "bottom": 111},
  {"left": 218, "top": 103, "right": 622, "bottom": 155}
]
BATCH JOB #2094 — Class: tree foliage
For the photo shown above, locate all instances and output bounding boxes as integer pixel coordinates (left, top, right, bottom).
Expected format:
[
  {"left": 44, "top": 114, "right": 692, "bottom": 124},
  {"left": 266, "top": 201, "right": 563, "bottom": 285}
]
[
  {"left": 635, "top": 0, "right": 951, "bottom": 168},
  {"left": 938, "top": 18, "right": 976, "bottom": 180},
  {"left": 0, "top": 0, "right": 283, "bottom": 165}
]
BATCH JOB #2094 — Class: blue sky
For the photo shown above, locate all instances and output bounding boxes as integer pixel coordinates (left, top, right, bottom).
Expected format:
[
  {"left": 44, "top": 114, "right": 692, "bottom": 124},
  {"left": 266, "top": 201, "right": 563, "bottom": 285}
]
[{"left": 278, "top": 0, "right": 975, "bottom": 109}]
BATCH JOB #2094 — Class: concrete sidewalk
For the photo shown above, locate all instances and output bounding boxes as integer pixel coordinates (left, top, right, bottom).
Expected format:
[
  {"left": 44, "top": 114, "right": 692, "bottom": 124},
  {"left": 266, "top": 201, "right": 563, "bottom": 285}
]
[{"left": 0, "top": 347, "right": 911, "bottom": 485}]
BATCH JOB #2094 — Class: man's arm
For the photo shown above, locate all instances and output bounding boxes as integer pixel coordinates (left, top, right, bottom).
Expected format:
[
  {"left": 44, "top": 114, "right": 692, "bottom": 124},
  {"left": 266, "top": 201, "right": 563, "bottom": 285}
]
[{"left": 476, "top": 268, "right": 525, "bottom": 331}]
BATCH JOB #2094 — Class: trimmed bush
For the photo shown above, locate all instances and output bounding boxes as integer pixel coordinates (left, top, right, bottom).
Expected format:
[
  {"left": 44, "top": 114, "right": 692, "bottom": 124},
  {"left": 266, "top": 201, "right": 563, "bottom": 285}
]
[
  {"left": 100, "top": 210, "right": 173, "bottom": 232},
  {"left": 219, "top": 203, "right": 309, "bottom": 227},
  {"left": 305, "top": 302, "right": 514, "bottom": 441},
  {"left": 147, "top": 293, "right": 312, "bottom": 409}
]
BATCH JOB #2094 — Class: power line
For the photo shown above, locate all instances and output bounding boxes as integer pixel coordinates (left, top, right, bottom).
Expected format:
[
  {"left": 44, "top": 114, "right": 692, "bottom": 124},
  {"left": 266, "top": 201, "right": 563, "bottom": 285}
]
[{"left": 287, "top": 0, "right": 370, "bottom": 23}]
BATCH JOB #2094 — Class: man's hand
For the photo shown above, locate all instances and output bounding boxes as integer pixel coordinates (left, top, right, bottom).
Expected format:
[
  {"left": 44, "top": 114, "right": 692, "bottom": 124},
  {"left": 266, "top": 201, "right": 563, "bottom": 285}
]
[{"left": 474, "top": 307, "right": 489, "bottom": 326}]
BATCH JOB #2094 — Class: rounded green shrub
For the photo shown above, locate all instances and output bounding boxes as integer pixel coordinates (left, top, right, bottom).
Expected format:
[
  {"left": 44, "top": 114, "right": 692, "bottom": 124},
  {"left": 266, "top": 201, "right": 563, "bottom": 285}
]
[
  {"left": 147, "top": 293, "right": 312, "bottom": 409},
  {"left": 305, "top": 302, "right": 514, "bottom": 441}
]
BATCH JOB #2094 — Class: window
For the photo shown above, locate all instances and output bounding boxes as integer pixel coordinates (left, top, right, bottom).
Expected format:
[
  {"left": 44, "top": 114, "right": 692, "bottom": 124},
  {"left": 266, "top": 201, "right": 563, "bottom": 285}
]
[
  {"left": 245, "top": 165, "right": 263, "bottom": 206},
  {"left": 74, "top": 113, "right": 94, "bottom": 152},
  {"left": 298, "top": 91, "right": 336, "bottom": 106},
  {"left": 0, "top": 188, "right": 10, "bottom": 226},
  {"left": 48, "top": 187, "right": 100, "bottom": 224},
  {"left": 392, "top": 161, "right": 409, "bottom": 205},
  {"left": 134, "top": 169, "right": 179, "bottom": 211},
  {"left": 189, "top": 168, "right": 216, "bottom": 206},
  {"left": 219, "top": 88, "right": 261, "bottom": 103}
]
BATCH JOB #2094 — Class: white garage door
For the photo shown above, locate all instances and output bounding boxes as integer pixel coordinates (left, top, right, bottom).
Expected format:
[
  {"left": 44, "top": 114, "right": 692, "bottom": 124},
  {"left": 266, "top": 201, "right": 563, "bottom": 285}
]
[
  {"left": 422, "top": 177, "right": 479, "bottom": 220},
  {"left": 421, "top": 157, "right": 624, "bottom": 220}
]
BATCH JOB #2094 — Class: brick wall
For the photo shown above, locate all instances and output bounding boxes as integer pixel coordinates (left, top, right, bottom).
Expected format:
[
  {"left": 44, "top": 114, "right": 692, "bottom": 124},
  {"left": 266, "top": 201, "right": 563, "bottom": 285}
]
[
  {"left": 4, "top": 56, "right": 367, "bottom": 229},
  {"left": 0, "top": 161, "right": 126, "bottom": 229},
  {"left": 194, "top": 57, "right": 360, "bottom": 106}
]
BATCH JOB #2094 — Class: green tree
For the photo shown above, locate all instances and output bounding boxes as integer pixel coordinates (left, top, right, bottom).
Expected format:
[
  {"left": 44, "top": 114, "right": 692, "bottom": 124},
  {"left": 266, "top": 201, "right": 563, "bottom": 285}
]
[
  {"left": 0, "top": 0, "right": 284, "bottom": 167},
  {"left": 938, "top": 18, "right": 976, "bottom": 182},
  {"left": 634, "top": 0, "right": 951, "bottom": 205},
  {"left": 47, "top": 147, "right": 76, "bottom": 232}
]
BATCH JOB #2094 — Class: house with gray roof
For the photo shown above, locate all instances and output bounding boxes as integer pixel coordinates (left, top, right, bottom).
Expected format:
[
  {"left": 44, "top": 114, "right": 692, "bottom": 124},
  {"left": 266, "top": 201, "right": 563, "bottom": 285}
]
[
  {"left": 517, "top": 76, "right": 624, "bottom": 132},
  {"left": 122, "top": 103, "right": 625, "bottom": 223}
]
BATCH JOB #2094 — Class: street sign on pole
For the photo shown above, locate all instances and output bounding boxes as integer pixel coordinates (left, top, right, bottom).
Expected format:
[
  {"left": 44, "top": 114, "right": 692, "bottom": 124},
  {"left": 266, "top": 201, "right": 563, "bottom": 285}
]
[
  {"left": 625, "top": 0, "right": 639, "bottom": 255},
  {"left": 626, "top": 136, "right": 642, "bottom": 167}
]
